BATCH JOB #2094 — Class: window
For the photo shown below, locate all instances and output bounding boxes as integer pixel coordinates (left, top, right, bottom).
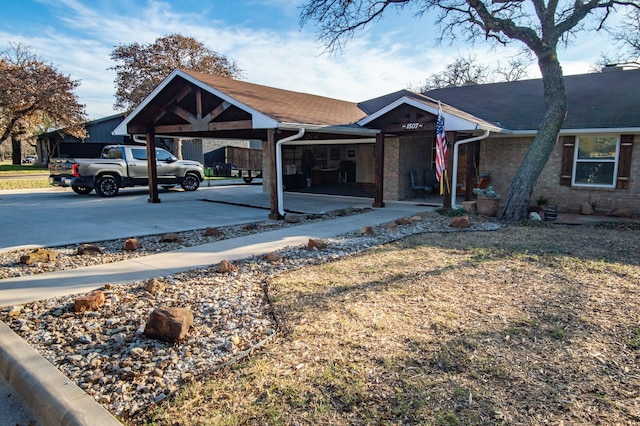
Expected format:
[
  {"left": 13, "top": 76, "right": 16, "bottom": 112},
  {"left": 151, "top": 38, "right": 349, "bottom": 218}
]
[
  {"left": 572, "top": 135, "right": 619, "bottom": 187},
  {"left": 131, "top": 149, "right": 147, "bottom": 160},
  {"left": 561, "top": 135, "right": 634, "bottom": 189},
  {"left": 155, "top": 148, "right": 175, "bottom": 162},
  {"left": 103, "top": 147, "right": 123, "bottom": 159}
]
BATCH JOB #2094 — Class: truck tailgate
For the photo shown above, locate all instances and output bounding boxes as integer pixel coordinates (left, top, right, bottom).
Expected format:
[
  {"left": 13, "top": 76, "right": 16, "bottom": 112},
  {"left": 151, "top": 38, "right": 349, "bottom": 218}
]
[{"left": 49, "top": 159, "right": 75, "bottom": 176}]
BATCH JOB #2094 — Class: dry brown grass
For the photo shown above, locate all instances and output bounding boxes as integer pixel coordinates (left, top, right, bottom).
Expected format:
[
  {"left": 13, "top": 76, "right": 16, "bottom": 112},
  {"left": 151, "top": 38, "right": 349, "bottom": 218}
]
[{"left": 143, "top": 224, "right": 640, "bottom": 425}]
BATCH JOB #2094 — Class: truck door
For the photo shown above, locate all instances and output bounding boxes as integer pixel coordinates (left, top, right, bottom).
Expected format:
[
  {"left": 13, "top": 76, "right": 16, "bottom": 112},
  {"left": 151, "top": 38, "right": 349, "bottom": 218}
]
[
  {"left": 128, "top": 148, "right": 149, "bottom": 182},
  {"left": 154, "top": 148, "right": 178, "bottom": 183}
]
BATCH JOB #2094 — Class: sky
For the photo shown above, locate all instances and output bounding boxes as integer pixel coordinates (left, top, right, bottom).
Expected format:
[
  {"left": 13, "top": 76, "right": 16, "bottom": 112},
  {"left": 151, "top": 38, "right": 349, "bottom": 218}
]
[{"left": 0, "top": 0, "right": 623, "bottom": 119}]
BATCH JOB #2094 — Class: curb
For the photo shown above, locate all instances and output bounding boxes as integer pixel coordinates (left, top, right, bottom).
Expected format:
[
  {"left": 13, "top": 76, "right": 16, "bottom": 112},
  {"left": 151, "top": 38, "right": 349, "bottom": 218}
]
[{"left": 0, "top": 320, "right": 121, "bottom": 426}]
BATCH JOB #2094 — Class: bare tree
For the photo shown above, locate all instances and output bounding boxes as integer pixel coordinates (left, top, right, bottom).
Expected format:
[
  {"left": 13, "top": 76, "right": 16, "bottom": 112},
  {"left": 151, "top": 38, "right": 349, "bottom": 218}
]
[
  {"left": 300, "top": 0, "right": 639, "bottom": 221},
  {"left": 0, "top": 44, "right": 86, "bottom": 164},
  {"left": 494, "top": 57, "right": 531, "bottom": 82},
  {"left": 409, "top": 54, "right": 531, "bottom": 91},
  {"left": 110, "top": 33, "right": 243, "bottom": 112},
  {"left": 598, "top": 8, "right": 640, "bottom": 67},
  {"left": 409, "top": 54, "right": 490, "bottom": 91}
]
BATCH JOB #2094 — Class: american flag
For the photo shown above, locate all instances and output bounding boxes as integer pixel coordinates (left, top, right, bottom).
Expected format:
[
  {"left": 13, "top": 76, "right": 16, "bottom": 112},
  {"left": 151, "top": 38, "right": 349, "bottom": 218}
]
[{"left": 435, "top": 104, "right": 447, "bottom": 185}]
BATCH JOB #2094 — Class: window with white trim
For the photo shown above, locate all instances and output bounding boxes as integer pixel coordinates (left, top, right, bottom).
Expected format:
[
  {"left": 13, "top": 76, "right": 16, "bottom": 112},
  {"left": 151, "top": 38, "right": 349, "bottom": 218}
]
[{"left": 572, "top": 135, "right": 619, "bottom": 188}]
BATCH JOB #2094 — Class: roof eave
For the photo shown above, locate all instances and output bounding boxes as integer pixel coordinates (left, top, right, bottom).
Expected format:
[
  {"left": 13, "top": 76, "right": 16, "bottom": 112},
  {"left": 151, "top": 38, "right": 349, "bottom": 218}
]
[
  {"left": 504, "top": 127, "right": 640, "bottom": 136},
  {"left": 358, "top": 96, "right": 503, "bottom": 133},
  {"left": 278, "top": 122, "right": 380, "bottom": 136},
  {"left": 113, "top": 69, "right": 279, "bottom": 136}
]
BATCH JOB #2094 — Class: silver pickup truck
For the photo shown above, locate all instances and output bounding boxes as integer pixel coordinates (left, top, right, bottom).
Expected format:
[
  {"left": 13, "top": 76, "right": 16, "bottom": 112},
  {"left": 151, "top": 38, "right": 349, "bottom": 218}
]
[{"left": 49, "top": 145, "right": 204, "bottom": 197}]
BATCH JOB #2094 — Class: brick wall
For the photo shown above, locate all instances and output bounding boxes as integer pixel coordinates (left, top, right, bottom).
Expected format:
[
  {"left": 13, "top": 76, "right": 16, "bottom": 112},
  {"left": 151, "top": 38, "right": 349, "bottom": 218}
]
[
  {"left": 383, "top": 137, "right": 400, "bottom": 200},
  {"left": 383, "top": 135, "right": 433, "bottom": 201},
  {"left": 481, "top": 135, "right": 639, "bottom": 215}
]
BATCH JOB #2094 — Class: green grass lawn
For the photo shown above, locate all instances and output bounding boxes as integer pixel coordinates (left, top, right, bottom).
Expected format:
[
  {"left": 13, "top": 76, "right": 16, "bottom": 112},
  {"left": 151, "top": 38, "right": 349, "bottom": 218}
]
[
  {"left": 0, "top": 179, "right": 50, "bottom": 190},
  {"left": 0, "top": 162, "right": 238, "bottom": 190},
  {"left": 0, "top": 163, "right": 48, "bottom": 174},
  {"left": 0, "top": 162, "right": 50, "bottom": 190}
]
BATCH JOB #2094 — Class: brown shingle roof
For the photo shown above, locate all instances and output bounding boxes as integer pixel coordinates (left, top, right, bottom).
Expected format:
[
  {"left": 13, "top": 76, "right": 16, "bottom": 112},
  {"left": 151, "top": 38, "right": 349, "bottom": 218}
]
[{"left": 181, "top": 69, "right": 367, "bottom": 126}]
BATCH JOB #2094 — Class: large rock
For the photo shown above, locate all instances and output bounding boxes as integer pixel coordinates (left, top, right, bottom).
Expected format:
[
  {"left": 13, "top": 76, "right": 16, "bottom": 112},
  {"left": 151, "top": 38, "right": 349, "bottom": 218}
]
[
  {"left": 203, "top": 227, "right": 221, "bottom": 237},
  {"left": 20, "top": 248, "right": 57, "bottom": 265},
  {"left": 217, "top": 259, "right": 236, "bottom": 273},
  {"left": 580, "top": 203, "right": 594, "bottom": 215},
  {"left": 74, "top": 290, "right": 106, "bottom": 312},
  {"left": 144, "top": 307, "right": 194, "bottom": 342},
  {"left": 529, "top": 211, "right": 542, "bottom": 221},
  {"left": 76, "top": 244, "right": 102, "bottom": 255},
  {"left": 450, "top": 216, "right": 471, "bottom": 228},
  {"left": 360, "top": 226, "right": 376, "bottom": 236},
  {"left": 307, "top": 239, "right": 328, "bottom": 251},
  {"left": 264, "top": 252, "right": 283, "bottom": 262},
  {"left": 145, "top": 278, "right": 164, "bottom": 294},
  {"left": 610, "top": 207, "right": 633, "bottom": 218},
  {"left": 123, "top": 238, "right": 140, "bottom": 251},
  {"left": 394, "top": 217, "right": 411, "bottom": 225},
  {"left": 160, "top": 232, "right": 180, "bottom": 243}
]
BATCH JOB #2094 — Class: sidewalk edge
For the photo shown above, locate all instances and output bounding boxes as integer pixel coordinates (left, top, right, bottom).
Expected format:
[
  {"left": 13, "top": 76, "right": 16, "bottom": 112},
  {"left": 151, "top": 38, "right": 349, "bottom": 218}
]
[{"left": 0, "top": 320, "right": 122, "bottom": 426}]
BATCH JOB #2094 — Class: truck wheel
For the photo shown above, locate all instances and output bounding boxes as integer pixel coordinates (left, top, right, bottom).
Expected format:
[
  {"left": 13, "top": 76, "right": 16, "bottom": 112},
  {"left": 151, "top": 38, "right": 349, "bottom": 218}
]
[
  {"left": 181, "top": 173, "right": 200, "bottom": 191},
  {"left": 72, "top": 186, "right": 93, "bottom": 195},
  {"left": 243, "top": 177, "right": 254, "bottom": 184},
  {"left": 95, "top": 175, "right": 119, "bottom": 197}
]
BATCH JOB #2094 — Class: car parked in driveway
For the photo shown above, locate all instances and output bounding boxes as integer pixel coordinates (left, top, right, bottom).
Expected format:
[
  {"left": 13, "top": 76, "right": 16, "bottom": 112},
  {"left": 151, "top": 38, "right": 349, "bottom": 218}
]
[
  {"left": 48, "top": 145, "right": 204, "bottom": 197},
  {"left": 22, "top": 155, "right": 37, "bottom": 164}
]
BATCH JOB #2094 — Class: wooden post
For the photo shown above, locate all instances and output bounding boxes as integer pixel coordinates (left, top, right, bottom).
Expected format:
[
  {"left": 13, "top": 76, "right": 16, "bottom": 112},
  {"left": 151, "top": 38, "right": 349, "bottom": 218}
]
[
  {"left": 464, "top": 141, "right": 480, "bottom": 201},
  {"left": 464, "top": 142, "right": 475, "bottom": 201},
  {"left": 372, "top": 132, "right": 385, "bottom": 208},
  {"left": 267, "top": 129, "right": 282, "bottom": 219},
  {"left": 146, "top": 125, "right": 160, "bottom": 204}
]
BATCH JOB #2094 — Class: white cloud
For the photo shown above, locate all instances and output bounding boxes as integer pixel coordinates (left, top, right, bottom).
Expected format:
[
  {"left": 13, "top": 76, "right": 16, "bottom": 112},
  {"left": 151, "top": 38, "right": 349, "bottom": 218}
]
[{"left": 5, "top": 0, "right": 618, "bottom": 119}]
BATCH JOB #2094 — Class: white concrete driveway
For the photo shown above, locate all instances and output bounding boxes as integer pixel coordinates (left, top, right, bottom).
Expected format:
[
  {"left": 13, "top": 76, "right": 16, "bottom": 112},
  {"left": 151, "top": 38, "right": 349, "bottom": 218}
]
[{"left": 0, "top": 181, "right": 375, "bottom": 252}]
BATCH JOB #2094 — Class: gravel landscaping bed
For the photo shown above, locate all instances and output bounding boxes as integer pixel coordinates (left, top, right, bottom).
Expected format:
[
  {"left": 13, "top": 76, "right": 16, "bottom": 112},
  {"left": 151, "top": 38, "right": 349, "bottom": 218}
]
[{"left": 0, "top": 210, "right": 501, "bottom": 420}]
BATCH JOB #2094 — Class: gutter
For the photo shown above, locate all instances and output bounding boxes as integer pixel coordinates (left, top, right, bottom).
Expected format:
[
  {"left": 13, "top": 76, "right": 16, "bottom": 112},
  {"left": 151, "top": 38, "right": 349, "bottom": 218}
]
[
  {"left": 278, "top": 122, "right": 379, "bottom": 136},
  {"left": 276, "top": 128, "right": 306, "bottom": 217},
  {"left": 451, "top": 130, "right": 490, "bottom": 209}
]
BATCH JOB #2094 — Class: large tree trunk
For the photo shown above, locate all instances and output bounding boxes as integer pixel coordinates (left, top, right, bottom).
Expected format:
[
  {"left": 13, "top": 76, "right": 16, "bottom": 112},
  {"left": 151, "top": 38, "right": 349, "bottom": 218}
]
[
  {"left": 11, "top": 135, "right": 22, "bottom": 165},
  {"left": 499, "top": 51, "right": 568, "bottom": 222}
]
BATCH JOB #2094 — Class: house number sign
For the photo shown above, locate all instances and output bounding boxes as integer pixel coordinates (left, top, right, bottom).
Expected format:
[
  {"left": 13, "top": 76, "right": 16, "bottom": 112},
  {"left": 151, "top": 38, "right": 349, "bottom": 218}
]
[{"left": 403, "top": 122, "right": 422, "bottom": 130}]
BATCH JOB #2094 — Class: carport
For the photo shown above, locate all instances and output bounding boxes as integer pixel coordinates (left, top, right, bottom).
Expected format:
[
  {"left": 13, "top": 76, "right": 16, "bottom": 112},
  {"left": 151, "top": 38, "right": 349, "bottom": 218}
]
[{"left": 113, "top": 69, "right": 382, "bottom": 219}]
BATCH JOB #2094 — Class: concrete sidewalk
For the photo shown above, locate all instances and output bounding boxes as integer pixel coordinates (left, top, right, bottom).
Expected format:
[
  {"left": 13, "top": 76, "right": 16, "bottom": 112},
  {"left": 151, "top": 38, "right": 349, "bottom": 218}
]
[
  {"left": 0, "top": 202, "right": 426, "bottom": 307},
  {"left": 0, "top": 199, "right": 428, "bottom": 426}
]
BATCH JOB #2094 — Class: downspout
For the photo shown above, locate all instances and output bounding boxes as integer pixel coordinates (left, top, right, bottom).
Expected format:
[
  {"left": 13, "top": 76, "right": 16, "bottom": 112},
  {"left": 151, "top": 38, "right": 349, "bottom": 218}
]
[
  {"left": 276, "top": 128, "right": 305, "bottom": 217},
  {"left": 451, "top": 130, "right": 490, "bottom": 209}
]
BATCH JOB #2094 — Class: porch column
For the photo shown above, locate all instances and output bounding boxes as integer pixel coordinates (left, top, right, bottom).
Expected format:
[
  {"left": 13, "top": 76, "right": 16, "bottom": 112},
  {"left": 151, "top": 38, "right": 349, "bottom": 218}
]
[
  {"left": 464, "top": 141, "right": 480, "bottom": 200},
  {"left": 267, "top": 129, "right": 282, "bottom": 219},
  {"left": 373, "top": 132, "right": 385, "bottom": 208},
  {"left": 146, "top": 125, "right": 160, "bottom": 204}
]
